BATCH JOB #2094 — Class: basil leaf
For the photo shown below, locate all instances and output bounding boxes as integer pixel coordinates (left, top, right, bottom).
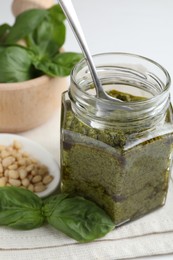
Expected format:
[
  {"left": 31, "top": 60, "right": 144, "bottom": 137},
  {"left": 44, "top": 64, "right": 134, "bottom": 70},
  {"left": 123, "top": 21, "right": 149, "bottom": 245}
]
[
  {"left": 27, "top": 16, "right": 66, "bottom": 58},
  {"left": 48, "top": 4, "right": 66, "bottom": 22},
  {"left": 6, "top": 9, "right": 47, "bottom": 44},
  {"left": 48, "top": 4, "right": 66, "bottom": 48},
  {"left": 27, "top": 5, "right": 66, "bottom": 58},
  {"left": 0, "top": 45, "right": 37, "bottom": 83},
  {"left": 43, "top": 194, "right": 115, "bottom": 242},
  {"left": 0, "top": 187, "right": 44, "bottom": 230},
  {"left": 33, "top": 52, "right": 83, "bottom": 77},
  {"left": 0, "top": 23, "right": 11, "bottom": 43}
]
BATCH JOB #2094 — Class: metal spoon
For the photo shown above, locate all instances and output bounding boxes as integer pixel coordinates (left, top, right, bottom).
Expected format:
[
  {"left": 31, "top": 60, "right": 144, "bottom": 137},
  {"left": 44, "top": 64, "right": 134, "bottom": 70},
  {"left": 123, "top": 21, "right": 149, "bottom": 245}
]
[{"left": 58, "top": 0, "right": 123, "bottom": 104}]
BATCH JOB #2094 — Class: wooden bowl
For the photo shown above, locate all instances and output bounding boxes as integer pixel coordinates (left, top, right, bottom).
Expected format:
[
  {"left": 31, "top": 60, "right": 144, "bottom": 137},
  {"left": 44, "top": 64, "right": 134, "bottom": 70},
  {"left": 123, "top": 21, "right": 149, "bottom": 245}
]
[
  {"left": 11, "top": 0, "right": 55, "bottom": 16},
  {"left": 0, "top": 75, "right": 67, "bottom": 133}
]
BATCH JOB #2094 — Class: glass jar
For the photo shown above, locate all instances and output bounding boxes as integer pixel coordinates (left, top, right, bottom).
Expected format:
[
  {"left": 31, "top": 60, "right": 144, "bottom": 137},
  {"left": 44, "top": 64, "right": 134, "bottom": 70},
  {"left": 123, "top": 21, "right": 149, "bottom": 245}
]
[{"left": 60, "top": 52, "right": 173, "bottom": 226}]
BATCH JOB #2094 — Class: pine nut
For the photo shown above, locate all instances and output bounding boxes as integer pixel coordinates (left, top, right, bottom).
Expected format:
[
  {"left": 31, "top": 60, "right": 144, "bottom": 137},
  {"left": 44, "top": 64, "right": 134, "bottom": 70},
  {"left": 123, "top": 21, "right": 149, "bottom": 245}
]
[
  {"left": 22, "top": 152, "right": 29, "bottom": 158},
  {"left": 22, "top": 178, "right": 30, "bottom": 187},
  {"left": 32, "top": 175, "right": 42, "bottom": 183},
  {"left": 8, "top": 163, "right": 18, "bottom": 170},
  {"left": 19, "top": 168, "right": 27, "bottom": 179},
  {"left": 34, "top": 184, "right": 46, "bottom": 192},
  {"left": 38, "top": 166, "right": 49, "bottom": 176},
  {"left": 28, "top": 184, "right": 34, "bottom": 192},
  {"left": 9, "top": 178, "right": 21, "bottom": 187},
  {"left": 43, "top": 175, "right": 54, "bottom": 185},
  {"left": 31, "top": 170, "right": 37, "bottom": 176},
  {"left": 8, "top": 170, "right": 19, "bottom": 179},
  {"left": 13, "top": 140, "right": 22, "bottom": 150},
  {"left": 1, "top": 150, "right": 10, "bottom": 158},
  {"left": 18, "top": 158, "right": 26, "bottom": 166},
  {"left": 26, "top": 164, "right": 34, "bottom": 172},
  {"left": 2, "top": 156, "right": 15, "bottom": 168},
  {"left": 24, "top": 158, "right": 31, "bottom": 166}
]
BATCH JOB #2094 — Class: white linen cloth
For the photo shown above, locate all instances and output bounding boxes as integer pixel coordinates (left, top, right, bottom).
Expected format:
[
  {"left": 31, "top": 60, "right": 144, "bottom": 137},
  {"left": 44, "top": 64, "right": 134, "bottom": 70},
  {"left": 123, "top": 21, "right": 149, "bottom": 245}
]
[{"left": 0, "top": 108, "right": 173, "bottom": 260}]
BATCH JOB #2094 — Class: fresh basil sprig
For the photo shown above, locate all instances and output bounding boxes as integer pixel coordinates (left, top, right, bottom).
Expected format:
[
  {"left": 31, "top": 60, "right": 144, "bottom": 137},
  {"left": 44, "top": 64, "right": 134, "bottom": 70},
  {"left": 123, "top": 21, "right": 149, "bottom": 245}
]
[
  {"left": 0, "top": 5, "right": 83, "bottom": 82},
  {"left": 0, "top": 187, "right": 44, "bottom": 229},
  {"left": 0, "top": 187, "right": 115, "bottom": 242},
  {"left": 43, "top": 193, "right": 115, "bottom": 243}
]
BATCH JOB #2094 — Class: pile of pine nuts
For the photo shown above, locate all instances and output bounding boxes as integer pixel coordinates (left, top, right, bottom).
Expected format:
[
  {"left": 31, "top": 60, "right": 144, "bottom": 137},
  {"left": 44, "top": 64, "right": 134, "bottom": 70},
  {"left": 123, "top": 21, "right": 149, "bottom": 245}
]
[{"left": 0, "top": 140, "right": 54, "bottom": 193}]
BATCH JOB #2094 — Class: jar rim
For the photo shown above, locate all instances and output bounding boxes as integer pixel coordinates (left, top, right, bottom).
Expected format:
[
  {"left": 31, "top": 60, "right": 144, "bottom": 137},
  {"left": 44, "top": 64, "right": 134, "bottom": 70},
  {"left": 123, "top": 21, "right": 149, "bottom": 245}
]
[
  {"left": 71, "top": 52, "right": 171, "bottom": 109},
  {"left": 70, "top": 52, "right": 171, "bottom": 131}
]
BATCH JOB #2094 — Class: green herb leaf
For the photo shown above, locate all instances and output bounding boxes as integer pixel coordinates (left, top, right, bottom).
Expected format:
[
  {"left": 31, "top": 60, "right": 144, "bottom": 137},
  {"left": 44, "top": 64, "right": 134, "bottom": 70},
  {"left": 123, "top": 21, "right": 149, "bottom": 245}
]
[
  {"left": 0, "top": 187, "right": 44, "bottom": 230},
  {"left": 48, "top": 4, "right": 66, "bottom": 22},
  {"left": 33, "top": 52, "right": 83, "bottom": 77},
  {"left": 0, "top": 23, "right": 11, "bottom": 43},
  {"left": 6, "top": 9, "right": 47, "bottom": 44},
  {"left": 47, "top": 4, "right": 66, "bottom": 48},
  {"left": 26, "top": 5, "right": 66, "bottom": 59},
  {"left": 43, "top": 194, "right": 115, "bottom": 242},
  {"left": 0, "top": 45, "right": 38, "bottom": 83},
  {"left": 27, "top": 15, "right": 66, "bottom": 58}
]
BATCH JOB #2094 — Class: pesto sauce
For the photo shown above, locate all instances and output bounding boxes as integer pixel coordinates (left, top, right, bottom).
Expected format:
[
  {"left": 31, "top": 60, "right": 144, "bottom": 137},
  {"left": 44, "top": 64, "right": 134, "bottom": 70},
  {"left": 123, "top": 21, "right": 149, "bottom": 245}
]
[{"left": 61, "top": 91, "right": 173, "bottom": 225}]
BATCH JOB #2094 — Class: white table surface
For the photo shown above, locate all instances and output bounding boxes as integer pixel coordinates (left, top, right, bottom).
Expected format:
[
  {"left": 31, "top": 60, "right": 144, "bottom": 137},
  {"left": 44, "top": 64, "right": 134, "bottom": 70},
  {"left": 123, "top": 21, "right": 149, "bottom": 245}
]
[{"left": 1, "top": 1, "right": 173, "bottom": 259}]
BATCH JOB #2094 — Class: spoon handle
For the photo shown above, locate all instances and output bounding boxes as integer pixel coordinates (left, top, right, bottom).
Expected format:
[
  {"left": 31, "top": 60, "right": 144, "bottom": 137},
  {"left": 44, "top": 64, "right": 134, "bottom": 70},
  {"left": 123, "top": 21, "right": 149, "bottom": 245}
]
[{"left": 58, "top": 0, "right": 102, "bottom": 96}]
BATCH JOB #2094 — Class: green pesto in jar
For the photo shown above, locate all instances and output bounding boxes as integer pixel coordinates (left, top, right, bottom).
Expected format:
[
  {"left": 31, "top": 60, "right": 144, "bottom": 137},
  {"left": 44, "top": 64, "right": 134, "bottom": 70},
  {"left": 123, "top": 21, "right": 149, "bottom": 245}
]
[{"left": 61, "top": 90, "right": 173, "bottom": 225}]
